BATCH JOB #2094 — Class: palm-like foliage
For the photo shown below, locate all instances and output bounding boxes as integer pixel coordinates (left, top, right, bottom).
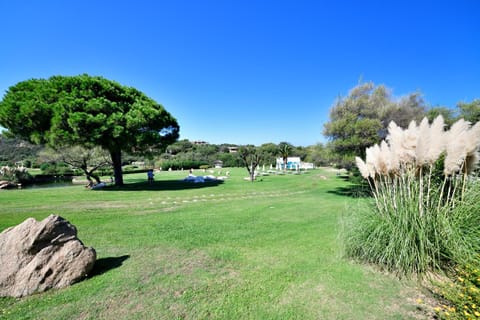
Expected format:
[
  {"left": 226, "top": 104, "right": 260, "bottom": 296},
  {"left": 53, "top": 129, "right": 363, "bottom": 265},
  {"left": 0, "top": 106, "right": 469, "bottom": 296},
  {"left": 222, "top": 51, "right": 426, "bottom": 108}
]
[{"left": 278, "top": 142, "right": 293, "bottom": 171}]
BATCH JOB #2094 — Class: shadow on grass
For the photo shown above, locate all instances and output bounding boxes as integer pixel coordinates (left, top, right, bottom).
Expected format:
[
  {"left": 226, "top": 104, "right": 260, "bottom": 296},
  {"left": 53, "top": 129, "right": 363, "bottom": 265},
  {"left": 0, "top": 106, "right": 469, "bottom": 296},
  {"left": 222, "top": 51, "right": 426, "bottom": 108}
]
[
  {"left": 100, "top": 179, "right": 224, "bottom": 191},
  {"left": 337, "top": 174, "right": 351, "bottom": 181},
  {"left": 327, "top": 184, "right": 372, "bottom": 198},
  {"left": 89, "top": 255, "right": 130, "bottom": 278}
]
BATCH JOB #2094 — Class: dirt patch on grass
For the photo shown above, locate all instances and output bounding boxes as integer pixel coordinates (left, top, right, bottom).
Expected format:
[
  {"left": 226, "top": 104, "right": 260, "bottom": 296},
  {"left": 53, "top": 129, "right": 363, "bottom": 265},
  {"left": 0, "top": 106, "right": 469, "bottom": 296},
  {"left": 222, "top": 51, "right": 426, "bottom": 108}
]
[
  {"left": 277, "top": 280, "right": 355, "bottom": 318},
  {"left": 277, "top": 278, "right": 434, "bottom": 319},
  {"left": 131, "top": 206, "right": 179, "bottom": 215},
  {"left": 92, "top": 247, "right": 240, "bottom": 319},
  {"left": 142, "top": 248, "right": 215, "bottom": 278}
]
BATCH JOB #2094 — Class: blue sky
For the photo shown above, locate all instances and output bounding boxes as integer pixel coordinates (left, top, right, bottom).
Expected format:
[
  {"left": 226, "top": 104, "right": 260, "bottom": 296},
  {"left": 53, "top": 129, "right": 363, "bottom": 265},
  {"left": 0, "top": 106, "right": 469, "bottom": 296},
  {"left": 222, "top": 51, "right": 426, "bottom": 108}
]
[{"left": 0, "top": 1, "right": 479, "bottom": 146}]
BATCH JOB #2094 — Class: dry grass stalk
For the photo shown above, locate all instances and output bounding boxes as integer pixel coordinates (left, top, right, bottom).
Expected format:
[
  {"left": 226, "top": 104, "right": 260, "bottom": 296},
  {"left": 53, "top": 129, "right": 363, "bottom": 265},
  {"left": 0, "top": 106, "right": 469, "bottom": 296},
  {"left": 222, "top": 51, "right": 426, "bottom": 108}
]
[
  {"left": 349, "top": 115, "right": 480, "bottom": 276},
  {"left": 356, "top": 115, "right": 480, "bottom": 214}
]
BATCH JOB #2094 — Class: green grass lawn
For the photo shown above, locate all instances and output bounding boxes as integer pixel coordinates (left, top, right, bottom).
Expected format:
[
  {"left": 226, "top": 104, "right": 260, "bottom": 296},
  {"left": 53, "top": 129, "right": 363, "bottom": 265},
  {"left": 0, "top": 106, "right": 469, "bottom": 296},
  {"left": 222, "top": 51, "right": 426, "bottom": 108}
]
[{"left": 0, "top": 168, "right": 429, "bottom": 319}]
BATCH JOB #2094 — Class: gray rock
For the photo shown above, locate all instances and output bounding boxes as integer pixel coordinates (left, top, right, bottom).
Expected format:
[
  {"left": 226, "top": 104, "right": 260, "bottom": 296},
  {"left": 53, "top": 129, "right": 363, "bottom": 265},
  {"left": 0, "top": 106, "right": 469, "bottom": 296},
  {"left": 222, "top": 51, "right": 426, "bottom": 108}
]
[{"left": 0, "top": 214, "right": 96, "bottom": 297}]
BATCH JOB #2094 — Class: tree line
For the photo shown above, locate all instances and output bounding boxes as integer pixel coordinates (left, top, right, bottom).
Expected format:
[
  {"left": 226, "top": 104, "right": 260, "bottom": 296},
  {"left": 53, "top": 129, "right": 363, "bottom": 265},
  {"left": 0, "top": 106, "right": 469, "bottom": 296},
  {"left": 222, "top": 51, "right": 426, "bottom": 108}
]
[
  {"left": 1, "top": 75, "right": 478, "bottom": 185},
  {"left": 323, "top": 81, "right": 480, "bottom": 169},
  {"left": 0, "top": 136, "right": 323, "bottom": 172}
]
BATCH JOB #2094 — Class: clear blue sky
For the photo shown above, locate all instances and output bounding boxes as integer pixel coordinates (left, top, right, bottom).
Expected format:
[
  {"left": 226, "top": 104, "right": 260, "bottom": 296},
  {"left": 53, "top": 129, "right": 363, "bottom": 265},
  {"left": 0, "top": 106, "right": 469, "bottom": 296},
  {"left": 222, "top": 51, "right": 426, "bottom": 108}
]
[{"left": 0, "top": 1, "right": 479, "bottom": 146}]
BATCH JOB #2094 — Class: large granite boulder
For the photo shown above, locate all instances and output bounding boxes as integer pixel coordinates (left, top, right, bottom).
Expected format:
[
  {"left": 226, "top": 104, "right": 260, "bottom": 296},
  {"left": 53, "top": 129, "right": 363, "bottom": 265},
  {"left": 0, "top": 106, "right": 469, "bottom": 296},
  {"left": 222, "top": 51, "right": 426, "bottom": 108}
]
[{"left": 0, "top": 214, "right": 96, "bottom": 297}]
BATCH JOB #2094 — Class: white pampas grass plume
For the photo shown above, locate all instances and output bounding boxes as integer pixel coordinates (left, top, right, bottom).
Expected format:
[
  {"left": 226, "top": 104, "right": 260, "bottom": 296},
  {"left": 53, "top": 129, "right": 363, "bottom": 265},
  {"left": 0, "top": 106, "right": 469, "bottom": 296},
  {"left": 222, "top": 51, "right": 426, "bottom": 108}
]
[
  {"left": 463, "top": 121, "right": 480, "bottom": 173},
  {"left": 386, "top": 121, "right": 403, "bottom": 151},
  {"left": 366, "top": 144, "right": 381, "bottom": 177},
  {"left": 416, "top": 117, "right": 431, "bottom": 166},
  {"left": 386, "top": 121, "right": 406, "bottom": 165},
  {"left": 378, "top": 140, "right": 395, "bottom": 174},
  {"left": 449, "top": 118, "right": 470, "bottom": 139},
  {"left": 399, "top": 120, "right": 418, "bottom": 164},
  {"left": 355, "top": 156, "right": 370, "bottom": 179},
  {"left": 444, "top": 118, "right": 470, "bottom": 175},
  {"left": 388, "top": 146, "right": 400, "bottom": 174},
  {"left": 466, "top": 121, "right": 480, "bottom": 155},
  {"left": 425, "top": 115, "right": 446, "bottom": 164}
]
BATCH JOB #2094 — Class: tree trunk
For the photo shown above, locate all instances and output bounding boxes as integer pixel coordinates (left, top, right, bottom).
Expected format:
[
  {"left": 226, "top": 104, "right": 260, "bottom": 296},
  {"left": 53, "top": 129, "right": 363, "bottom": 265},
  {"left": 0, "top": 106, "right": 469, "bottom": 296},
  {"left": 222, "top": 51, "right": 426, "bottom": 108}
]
[
  {"left": 250, "top": 162, "right": 255, "bottom": 182},
  {"left": 89, "top": 172, "right": 101, "bottom": 184},
  {"left": 110, "top": 150, "right": 124, "bottom": 186}
]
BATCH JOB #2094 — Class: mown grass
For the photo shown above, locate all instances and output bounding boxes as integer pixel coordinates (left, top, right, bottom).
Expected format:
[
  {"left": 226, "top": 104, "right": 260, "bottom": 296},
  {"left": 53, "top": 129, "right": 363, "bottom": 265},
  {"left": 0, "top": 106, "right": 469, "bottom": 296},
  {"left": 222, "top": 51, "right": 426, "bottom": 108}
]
[{"left": 0, "top": 168, "right": 429, "bottom": 319}]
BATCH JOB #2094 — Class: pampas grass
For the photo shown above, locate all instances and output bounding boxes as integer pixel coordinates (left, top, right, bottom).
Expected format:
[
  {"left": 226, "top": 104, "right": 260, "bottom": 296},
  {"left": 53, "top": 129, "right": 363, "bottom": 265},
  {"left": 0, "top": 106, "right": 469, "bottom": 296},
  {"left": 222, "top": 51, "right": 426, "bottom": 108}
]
[{"left": 345, "top": 115, "right": 480, "bottom": 276}]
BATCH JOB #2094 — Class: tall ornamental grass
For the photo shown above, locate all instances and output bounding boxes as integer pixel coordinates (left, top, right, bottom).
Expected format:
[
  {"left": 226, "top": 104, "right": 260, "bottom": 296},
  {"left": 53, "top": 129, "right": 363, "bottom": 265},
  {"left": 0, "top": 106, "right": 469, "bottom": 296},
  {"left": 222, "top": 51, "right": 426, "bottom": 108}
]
[{"left": 345, "top": 116, "right": 480, "bottom": 276}]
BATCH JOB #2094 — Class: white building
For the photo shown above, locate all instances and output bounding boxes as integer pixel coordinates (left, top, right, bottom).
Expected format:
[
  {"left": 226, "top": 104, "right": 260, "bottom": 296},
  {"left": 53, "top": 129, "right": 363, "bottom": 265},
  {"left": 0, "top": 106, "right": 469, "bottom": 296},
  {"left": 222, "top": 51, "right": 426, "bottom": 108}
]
[{"left": 275, "top": 157, "right": 313, "bottom": 170}]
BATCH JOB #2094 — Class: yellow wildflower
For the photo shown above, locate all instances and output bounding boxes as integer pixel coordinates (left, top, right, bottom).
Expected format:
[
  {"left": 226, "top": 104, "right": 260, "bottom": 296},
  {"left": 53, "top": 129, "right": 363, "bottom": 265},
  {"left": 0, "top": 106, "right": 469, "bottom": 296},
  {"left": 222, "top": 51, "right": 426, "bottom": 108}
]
[
  {"left": 416, "top": 298, "right": 423, "bottom": 304},
  {"left": 459, "top": 276, "right": 465, "bottom": 282},
  {"left": 474, "top": 311, "right": 480, "bottom": 317}
]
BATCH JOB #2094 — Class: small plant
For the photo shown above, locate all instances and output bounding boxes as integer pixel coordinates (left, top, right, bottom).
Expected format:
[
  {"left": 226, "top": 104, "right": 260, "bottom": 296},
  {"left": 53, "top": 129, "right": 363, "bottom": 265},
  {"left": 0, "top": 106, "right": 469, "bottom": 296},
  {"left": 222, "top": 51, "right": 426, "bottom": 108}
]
[
  {"left": 346, "top": 116, "right": 480, "bottom": 276},
  {"left": 433, "top": 258, "right": 480, "bottom": 319}
]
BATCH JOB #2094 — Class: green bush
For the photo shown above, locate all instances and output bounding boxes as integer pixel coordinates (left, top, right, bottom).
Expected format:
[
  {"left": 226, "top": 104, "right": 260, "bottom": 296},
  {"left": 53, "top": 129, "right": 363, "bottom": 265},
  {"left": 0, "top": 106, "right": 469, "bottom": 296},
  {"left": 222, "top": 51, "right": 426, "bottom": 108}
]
[
  {"left": 123, "top": 165, "right": 139, "bottom": 171},
  {"left": 158, "top": 159, "right": 209, "bottom": 170},
  {"left": 345, "top": 179, "right": 480, "bottom": 277},
  {"left": 15, "top": 169, "right": 34, "bottom": 183},
  {"left": 39, "top": 162, "right": 75, "bottom": 175},
  {"left": 344, "top": 197, "right": 442, "bottom": 276},
  {"left": 347, "top": 117, "right": 480, "bottom": 277},
  {"left": 122, "top": 167, "right": 149, "bottom": 174},
  {"left": 39, "top": 162, "right": 52, "bottom": 172}
]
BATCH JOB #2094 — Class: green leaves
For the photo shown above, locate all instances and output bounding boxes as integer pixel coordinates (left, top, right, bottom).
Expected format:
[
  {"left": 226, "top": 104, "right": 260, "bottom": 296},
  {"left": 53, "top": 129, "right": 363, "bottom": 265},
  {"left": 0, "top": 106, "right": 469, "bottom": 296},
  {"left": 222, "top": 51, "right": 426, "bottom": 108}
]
[
  {"left": 458, "top": 99, "right": 480, "bottom": 123},
  {"left": 323, "top": 82, "right": 426, "bottom": 166},
  {"left": 0, "top": 74, "right": 180, "bottom": 185},
  {"left": 0, "top": 74, "right": 179, "bottom": 151}
]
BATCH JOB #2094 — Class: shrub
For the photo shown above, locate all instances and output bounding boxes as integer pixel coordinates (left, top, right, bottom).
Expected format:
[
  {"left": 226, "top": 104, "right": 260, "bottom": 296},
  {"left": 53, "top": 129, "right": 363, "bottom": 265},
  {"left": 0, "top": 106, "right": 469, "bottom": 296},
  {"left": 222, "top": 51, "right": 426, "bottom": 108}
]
[
  {"left": 123, "top": 165, "right": 139, "bottom": 171},
  {"left": 432, "top": 257, "right": 480, "bottom": 319},
  {"left": 158, "top": 159, "right": 209, "bottom": 171},
  {"left": 345, "top": 116, "right": 480, "bottom": 276},
  {"left": 429, "top": 187, "right": 480, "bottom": 318},
  {"left": 39, "top": 162, "right": 52, "bottom": 173},
  {"left": 40, "top": 162, "right": 74, "bottom": 175},
  {"left": 0, "top": 166, "right": 33, "bottom": 183},
  {"left": 122, "top": 167, "right": 149, "bottom": 174}
]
